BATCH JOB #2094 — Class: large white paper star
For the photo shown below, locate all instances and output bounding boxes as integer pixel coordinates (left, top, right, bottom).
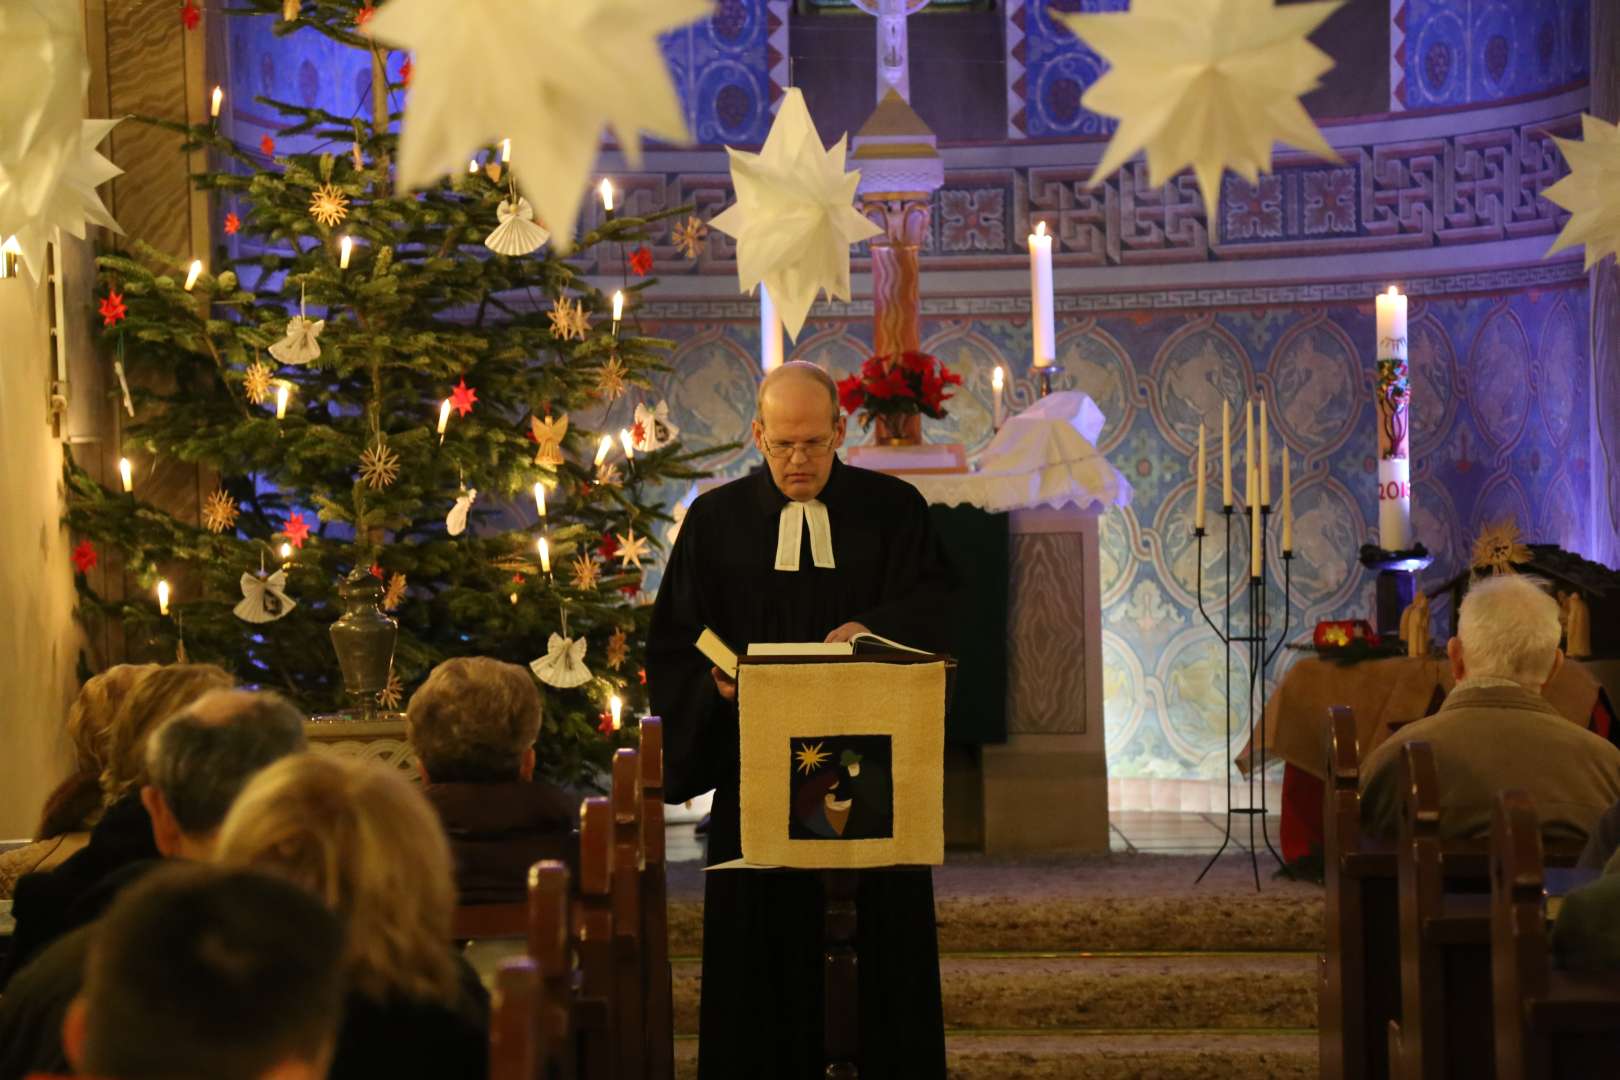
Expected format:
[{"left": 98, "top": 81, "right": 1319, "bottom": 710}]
[
  {"left": 8, "top": 118, "right": 124, "bottom": 283},
  {"left": 1056, "top": 0, "right": 1342, "bottom": 221},
  {"left": 1544, "top": 113, "right": 1620, "bottom": 270},
  {"left": 709, "top": 88, "right": 882, "bottom": 341},
  {"left": 367, "top": 0, "right": 710, "bottom": 252}
]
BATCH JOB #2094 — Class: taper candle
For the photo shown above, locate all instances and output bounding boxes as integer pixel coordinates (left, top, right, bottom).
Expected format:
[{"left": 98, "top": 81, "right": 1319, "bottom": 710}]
[
  {"left": 1194, "top": 422, "right": 1207, "bottom": 531},
  {"left": 533, "top": 481, "right": 547, "bottom": 518},
  {"left": 610, "top": 694, "right": 623, "bottom": 731},
  {"left": 437, "top": 398, "right": 451, "bottom": 440},
  {"left": 595, "top": 435, "right": 613, "bottom": 466},
  {"left": 339, "top": 235, "right": 353, "bottom": 269},
  {"left": 1249, "top": 466, "right": 1261, "bottom": 579},
  {"left": 1221, "top": 400, "right": 1232, "bottom": 508},
  {"left": 275, "top": 382, "right": 290, "bottom": 420},
  {"left": 1028, "top": 221, "right": 1055, "bottom": 368},
  {"left": 1244, "top": 401, "right": 1254, "bottom": 505},
  {"left": 992, "top": 366, "right": 1004, "bottom": 429},
  {"left": 619, "top": 428, "right": 635, "bottom": 461},
  {"left": 157, "top": 579, "right": 171, "bottom": 616},
  {"left": 184, "top": 259, "right": 203, "bottom": 291},
  {"left": 599, "top": 179, "right": 614, "bottom": 214},
  {"left": 118, "top": 457, "right": 133, "bottom": 493},
  {"left": 537, "top": 537, "right": 550, "bottom": 574},
  {"left": 1260, "top": 398, "right": 1271, "bottom": 507},
  {"left": 210, "top": 86, "right": 223, "bottom": 118},
  {"left": 1281, "top": 449, "right": 1293, "bottom": 553}
]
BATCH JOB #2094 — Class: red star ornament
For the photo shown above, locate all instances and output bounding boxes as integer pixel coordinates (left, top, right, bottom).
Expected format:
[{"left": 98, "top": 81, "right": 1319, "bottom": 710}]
[
  {"left": 282, "top": 511, "right": 311, "bottom": 548},
  {"left": 399, "top": 56, "right": 413, "bottom": 87},
  {"left": 369, "top": 562, "right": 384, "bottom": 579},
  {"left": 98, "top": 290, "right": 127, "bottom": 327},
  {"left": 597, "top": 711, "right": 616, "bottom": 736},
  {"left": 260, "top": 134, "right": 276, "bottom": 156},
  {"left": 450, "top": 378, "right": 478, "bottom": 417},
  {"left": 71, "top": 540, "right": 98, "bottom": 574},
  {"left": 628, "top": 245, "right": 653, "bottom": 276},
  {"left": 598, "top": 533, "right": 620, "bottom": 560},
  {"left": 180, "top": 1, "right": 200, "bottom": 29},
  {"left": 224, "top": 212, "right": 241, "bottom": 235},
  {"left": 631, "top": 420, "right": 646, "bottom": 446},
  {"left": 355, "top": 4, "right": 375, "bottom": 26}
]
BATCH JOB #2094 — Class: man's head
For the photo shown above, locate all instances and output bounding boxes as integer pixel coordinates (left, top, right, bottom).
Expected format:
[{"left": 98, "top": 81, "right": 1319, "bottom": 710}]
[
  {"left": 752, "top": 362, "right": 846, "bottom": 502},
  {"left": 102, "top": 662, "right": 236, "bottom": 803},
  {"left": 1449, "top": 574, "right": 1565, "bottom": 690},
  {"left": 140, "top": 689, "right": 308, "bottom": 860},
  {"left": 406, "top": 656, "right": 542, "bottom": 783},
  {"left": 62, "top": 863, "right": 343, "bottom": 1080}
]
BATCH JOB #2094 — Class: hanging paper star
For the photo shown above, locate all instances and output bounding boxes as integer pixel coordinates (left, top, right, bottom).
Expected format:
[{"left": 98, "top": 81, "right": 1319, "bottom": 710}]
[
  {"left": 0, "top": 2, "right": 83, "bottom": 275},
  {"left": 261, "top": 134, "right": 276, "bottom": 156},
  {"left": 595, "top": 355, "right": 628, "bottom": 401},
  {"left": 1544, "top": 114, "right": 1620, "bottom": 269},
  {"left": 450, "top": 378, "right": 478, "bottom": 417},
  {"left": 597, "top": 710, "right": 616, "bottom": 736},
  {"left": 615, "top": 528, "right": 649, "bottom": 570},
  {"left": 223, "top": 212, "right": 240, "bottom": 235},
  {"left": 597, "top": 532, "right": 620, "bottom": 560},
  {"left": 71, "top": 540, "right": 98, "bottom": 574},
  {"left": 98, "top": 289, "right": 127, "bottom": 327},
  {"left": 530, "top": 412, "right": 569, "bottom": 468},
  {"left": 180, "top": 2, "right": 200, "bottom": 31},
  {"left": 202, "top": 489, "right": 239, "bottom": 534},
  {"left": 671, "top": 215, "right": 708, "bottom": 259},
  {"left": 383, "top": 572, "right": 407, "bottom": 611},
  {"left": 710, "top": 87, "right": 883, "bottom": 341},
  {"left": 605, "top": 627, "right": 628, "bottom": 670},
  {"left": 570, "top": 554, "right": 600, "bottom": 591},
  {"left": 308, "top": 184, "right": 349, "bottom": 228},
  {"left": 398, "top": 57, "right": 413, "bottom": 87},
  {"left": 365, "top": 0, "right": 710, "bottom": 253},
  {"left": 355, "top": 4, "right": 375, "bottom": 26},
  {"left": 243, "top": 360, "right": 274, "bottom": 405},
  {"left": 6, "top": 118, "right": 125, "bottom": 285},
  {"left": 282, "top": 511, "right": 311, "bottom": 548},
  {"left": 359, "top": 438, "right": 401, "bottom": 490},
  {"left": 548, "top": 296, "right": 590, "bottom": 341},
  {"left": 369, "top": 562, "right": 384, "bottom": 579},
  {"left": 1054, "top": 0, "right": 1342, "bottom": 222},
  {"left": 629, "top": 245, "right": 653, "bottom": 276}
]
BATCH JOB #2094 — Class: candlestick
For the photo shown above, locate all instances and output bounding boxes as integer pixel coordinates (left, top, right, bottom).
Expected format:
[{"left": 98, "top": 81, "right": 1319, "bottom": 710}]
[
  {"left": 1259, "top": 399, "right": 1270, "bottom": 507},
  {"left": 275, "top": 382, "right": 290, "bottom": 420},
  {"left": 533, "top": 481, "right": 547, "bottom": 519},
  {"left": 619, "top": 428, "right": 635, "bottom": 461},
  {"left": 1249, "top": 467, "right": 1261, "bottom": 579},
  {"left": 1221, "top": 400, "right": 1232, "bottom": 508},
  {"left": 1374, "top": 285, "right": 1412, "bottom": 551},
  {"left": 1244, "top": 401, "right": 1254, "bottom": 505},
  {"left": 599, "top": 178, "right": 614, "bottom": 214},
  {"left": 157, "top": 579, "right": 171, "bottom": 616},
  {"left": 118, "top": 457, "right": 133, "bottom": 493},
  {"left": 594, "top": 435, "right": 613, "bottom": 467},
  {"left": 1028, "top": 221, "right": 1055, "bottom": 368},
  {"left": 210, "top": 85, "right": 223, "bottom": 118},
  {"left": 437, "top": 399, "right": 451, "bottom": 442},
  {"left": 1195, "top": 422, "right": 1207, "bottom": 531},
  {"left": 339, "top": 235, "right": 353, "bottom": 269},
  {"left": 760, "top": 284, "right": 784, "bottom": 372},
  {"left": 610, "top": 693, "right": 623, "bottom": 732},
  {"left": 1281, "top": 449, "right": 1293, "bottom": 554},
  {"left": 537, "top": 537, "right": 550, "bottom": 575},
  {"left": 992, "top": 366, "right": 1004, "bottom": 429},
  {"left": 184, "top": 259, "right": 203, "bottom": 291}
]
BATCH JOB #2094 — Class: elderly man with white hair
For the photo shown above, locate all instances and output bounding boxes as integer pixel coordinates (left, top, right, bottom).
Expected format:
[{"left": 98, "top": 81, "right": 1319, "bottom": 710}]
[{"left": 1359, "top": 574, "right": 1620, "bottom": 840}]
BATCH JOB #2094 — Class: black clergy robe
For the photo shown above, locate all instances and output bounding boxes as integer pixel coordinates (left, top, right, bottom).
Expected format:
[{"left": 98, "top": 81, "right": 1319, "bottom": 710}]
[{"left": 648, "top": 456, "right": 960, "bottom": 1080}]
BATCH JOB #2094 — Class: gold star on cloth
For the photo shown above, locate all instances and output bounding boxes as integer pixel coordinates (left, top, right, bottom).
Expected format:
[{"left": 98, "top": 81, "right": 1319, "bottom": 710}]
[
  {"left": 794, "top": 740, "right": 829, "bottom": 775},
  {"left": 1055, "top": 0, "right": 1342, "bottom": 221},
  {"left": 1544, "top": 113, "right": 1620, "bottom": 269},
  {"left": 382, "top": 572, "right": 407, "bottom": 611},
  {"left": 202, "top": 489, "right": 239, "bottom": 534},
  {"left": 548, "top": 296, "right": 590, "bottom": 342},
  {"left": 359, "top": 438, "right": 400, "bottom": 490},
  {"left": 605, "top": 627, "right": 628, "bottom": 670},
  {"left": 377, "top": 668, "right": 404, "bottom": 710},
  {"left": 671, "top": 215, "right": 708, "bottom": 259},
  {"left": 615, "top": 528, "right": 649, "bottom": 570},
  {"left": 308, "top": 183, "right": 349, "bottom": 228},
  {"left": 570, "top": 554, "right": 600, "bottom": 591},
  {"left": 595, "top": 355, "right": 628, "bottom": 401},
  {"left": 530, "top": 413, "right": 569, "bottom": 467},
  {"left": 709, "top": 88, "right": 882, "bottom": 341},
  {"left": 243, "top": 360, "right": 274, "bottom": 405},
  {"left": 1471, "top": 519, "right": 1532, "bottom": 576}
]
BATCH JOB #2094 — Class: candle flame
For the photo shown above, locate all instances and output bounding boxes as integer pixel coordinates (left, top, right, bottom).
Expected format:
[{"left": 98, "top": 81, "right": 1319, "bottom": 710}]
[
  {"left": 619, "top": 428, "right": 635, "bottom": 460},
  {"left": 537, "top": 537, "right": 550, "bottom": 574},
  {"left": 184, "top": 259, "right": 203, "bottom": 291},
  {"left": 609, "top": 694, "right": 623, "bottom": 731},
  {"left": 468, "top": 159, "right": 478, "bottom": 174},
  {"left": 1035, "top": 221, "right": 1047, "bottom": 238},
  {"left": 279, "top": 542, "right": 292, "bottom": 559},
  {"left": 437, "top": 398, "right": 451, "bottom": 435},
  {"left": 992, "top": 365, "right": 1004, "bottom": 391},
  {"left": 118, "top": 457, "right": 133, "bottom": 492},
  {"left": 275, "top": 381, "right": 291, "bottom": 420},
  {"left": 595, "top": 435, "right": 613, "bottom": 466},
  {"left": 599, "top": 178, "right": 614, "bottom": 212},
  {"left": 1387, "top": 285, "right": 1398, "bottom": 295},
  {"left": 210, "top": 86, "right": 223, "bottom": 118},
  {"left": 500, "top": 138, "right": 511, "bottom": 163},
  {"left": 156, "top": 579, "right": 170, "bottom": 616},
  {"left": 339, "top": 235, "right": 353, "bottom": 269},
  {"left": 533, "top": 481, "right": 547, "bottom": 518}
]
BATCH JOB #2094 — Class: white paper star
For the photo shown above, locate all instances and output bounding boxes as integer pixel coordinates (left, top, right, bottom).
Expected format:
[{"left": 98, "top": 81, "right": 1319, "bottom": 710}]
[
  {"left": 367, "top": 0, "right": 710, "bottom": 252},
  {"left": 709, "top": 88, "right": 882, "bottom": 341},
  {"left": 1056, "top": 0, "right": 1342, "bottom": 221},
  {"left": 1545, "top": 113, "right": 1620, "bottom": 270},
  {"left": 8, "top": 119, "right": 123, "bottom": 285}
]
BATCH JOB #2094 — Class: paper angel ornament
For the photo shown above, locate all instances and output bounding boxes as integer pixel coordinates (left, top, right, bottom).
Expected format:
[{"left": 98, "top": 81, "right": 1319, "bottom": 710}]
[
  {"left": 531, "top": 413, "right": 569, "bottom": 468},
  {"left": 269, "top": 315, "right": 325, "bottom": 366},
  {"left": 1545, "top": 114, "right": 1620, "bottom": 269},
  {"left": 632, "top": 400, "right": 679, "bottom": 453},
  {"left": 710, "top": 88, "right": 882, "bottom": 341},
  {"left": 484, "top": 196, "right": 550, "bottom": 256},
  {"left": 530, "top": 633, "right": 592, "bottom": 689},
  {"left": 1055, "top": 0, "right": 1342, "bottom": 221},
  {"left": 446, "top": 488, "right": 477, "bottom": 536},
  {"left": 366, "top": 0, "right": 709, "bottom": 253},
  {"left": 234, "top": 570, "right": 296, "bottom": 624}
]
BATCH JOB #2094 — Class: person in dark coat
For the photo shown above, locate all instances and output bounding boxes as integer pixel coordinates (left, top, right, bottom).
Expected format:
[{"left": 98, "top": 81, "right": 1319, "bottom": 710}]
[
  {"left": 406, "top": 656, "right": 578, "bottom": 903},
  {"left": 647, "top": 362, "right": 960, "bottom": 1080}
]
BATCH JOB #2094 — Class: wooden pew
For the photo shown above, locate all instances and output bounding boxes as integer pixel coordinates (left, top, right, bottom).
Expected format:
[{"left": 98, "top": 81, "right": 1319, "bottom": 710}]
[
  {"left": 488, "top": 860, "right": 572, "bottom": 1080},
  {"left": 575, "top": 795, "right": 617, "bottom": 1080},
  {"left": 638, "top": 718, "right": 675, "bottom": 1080},
  {"left": 610, "top": 748, "right": 647, "bottom": 1080},
  {"left": 1492, "top": 791, "right": 1620, "bottom": 1080},
  {"left": 488, "top": 956, "right": 540, "bottom": 1080}
]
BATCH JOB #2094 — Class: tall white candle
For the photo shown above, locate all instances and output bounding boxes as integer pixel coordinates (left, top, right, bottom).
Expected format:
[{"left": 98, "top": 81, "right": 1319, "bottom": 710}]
[
  {"left": 1194, "top": 422, "right": 1206, "bottom": 531},
  {"left": 184, "top": 260, "right": 203, "bottom": 291},
  {"left": 760, "top": 284, "right": 784, "bottom": 372},
  {"left": 1375, "top": 285, "right": 1412, "bottom": 550},
  {"left": 1249, "top": 464, "right": 1261, "bottom": 578},
  {"left": 210, "top": 86, "right": 223, "bottom": 118},
  {"left": 1281, "top": 449, "right": 1293, "bottom": 553},
  {"left": 1259, "top": 398, "right": 1271, "bottom": 507},
  {"left": 1028, "top": 222, "right": 1055, "bottom": 368},
  {"left": 1244, "top": 401, "right": 1254, "bottom": 506},
  {"left": 275, "top": 382, "right": 291, "bottom": 420},
  {"left": 118, "top": 457, "right": 133, "bottom": 493},
  {"left": 610, "top": 694, "right": 623, "bottom": 732},
  {"left": 1221, "top": 400, "right": 1232, "bottom": 508},
  {"left": 992, "top": 366, "right": 1004, "bottom": 429}
]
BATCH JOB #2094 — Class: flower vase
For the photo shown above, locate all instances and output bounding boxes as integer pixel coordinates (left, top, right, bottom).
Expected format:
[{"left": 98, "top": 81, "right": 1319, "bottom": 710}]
[
  {"left": 329, "top": 567, "right": 398, "bottom": 718},
  {"left": 873, "top": 412, "right": 923, "bottom": 447}
]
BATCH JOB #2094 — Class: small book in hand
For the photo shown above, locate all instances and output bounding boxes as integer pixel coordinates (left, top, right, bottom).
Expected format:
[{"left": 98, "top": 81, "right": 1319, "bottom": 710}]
[{"left": 695, "top": 627, "right": 929, "bottom": 679}]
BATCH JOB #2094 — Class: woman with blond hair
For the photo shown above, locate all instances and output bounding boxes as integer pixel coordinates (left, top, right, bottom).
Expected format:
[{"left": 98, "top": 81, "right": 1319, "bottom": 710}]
[
  {"left": 215, "top": 754, "right": 488, "bottom": 1078},
  {"left": 1, "top": 663, "right": 234, "bottom": 987},
  {"left": 0, "top": 664, "right": 158, "bottom": 900}
]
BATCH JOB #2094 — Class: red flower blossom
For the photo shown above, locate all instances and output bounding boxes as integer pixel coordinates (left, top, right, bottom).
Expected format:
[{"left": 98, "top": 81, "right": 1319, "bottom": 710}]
[
  {"left": 260, "top": 134, "right": 276, "bottom": 156},
  {"left": 98, "top": 290, "right": 127, "bottom": 327},
  {"left": 72, "top": 540, "right": 98, "bottom": 574},
  {"left": 223, "top": 212, "right": 241, "bottom": 235},
  {"left": 450, "top": 377, "right": 478, "bottom": 417},
  {"left": 180, "top": 1, "right": 200, "bottom": 30},
  {"left": 841, "top": 351, "right": 962, "bottom": 424},
  {"left": 282, "top": 511, "right": 311, "bottom": 549},
  {"left": 836, "top": 374, "right": 866, "bottom": 415},
  {"left": 628, "top": 245, "right": 654, "bottom": 276},
  {"left": 399, "top": 57, "right": 413, "bottom": 87}
]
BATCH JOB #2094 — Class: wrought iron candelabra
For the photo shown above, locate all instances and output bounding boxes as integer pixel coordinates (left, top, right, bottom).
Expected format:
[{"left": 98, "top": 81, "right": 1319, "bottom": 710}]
[{"left": 1191, "top": 502, "right": 1293, "bottom": 891}]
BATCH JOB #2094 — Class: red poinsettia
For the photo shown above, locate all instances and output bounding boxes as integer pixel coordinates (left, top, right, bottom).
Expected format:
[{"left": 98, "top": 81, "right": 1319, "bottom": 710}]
[
  {"left": 835, "top": 351, "right": 961, "bottom": 429},
  {"left": 399, "top": 57, "right": 413, "bottom": 87},
  {"left": 450, "top": 377, "right": 478, "bottom": 417},
  {"left": 180, "top": 1, "right": 200, "bottom": 30},
  {"left": 223, "top": 212, "right": 241, "bottom": 235},
  {"left": 282, "top": 511, "right": 311, "bottom": 549},
  {"left": 71, "top": 540, "right": 98, "bottom": 574},
  {"left": 260, "top": 134, "right": 276, "bottom": 156},
  {"left": 98, "top": 289, "right": 127, "bottom": 327},
  {"left": 628, "top": 245, "right": 654, "bottom": 276}
]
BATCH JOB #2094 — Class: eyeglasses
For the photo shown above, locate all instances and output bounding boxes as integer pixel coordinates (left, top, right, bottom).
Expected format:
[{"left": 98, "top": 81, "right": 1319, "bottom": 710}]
[{"left": 760, "top": 435, "right": 838, "bottom": 460}]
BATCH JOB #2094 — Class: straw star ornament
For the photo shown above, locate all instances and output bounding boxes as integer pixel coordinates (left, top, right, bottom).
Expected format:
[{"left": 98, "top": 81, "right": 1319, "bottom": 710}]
[
  {"left": 548, "top": 296, "right": 590, "bottom": 341},
  {"left": 1055, "top": 0, "right": 1342, "bottom": 221},
  {"left": 359, "top": 438, "right": 400, "bottom": 490},
  {"left": 308, "top": 183, "right": 349, "bottom": 227},
  {"left": 243, "top": 361, "right": 273, "bottom": 405},
  {"left": 615, "top": 528, "right": 649, "bottom": 570},
  {"left": 570, "top": 554, "right": 600, "bottom": 591},
  {"left": 1544, "top": 113, "right": 1620, "bottom": 269},
  {"left": 202, "top": 489, "right": 239, "bottom": 534},
  {"left": 595, "top": 355, "right": 629, "bottom": 401}
]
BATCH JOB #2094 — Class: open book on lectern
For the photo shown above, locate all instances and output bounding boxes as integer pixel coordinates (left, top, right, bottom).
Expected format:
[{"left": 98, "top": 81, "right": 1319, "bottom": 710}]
[{"left": 694, "top": 627, "right": 930, "bottom": 679}]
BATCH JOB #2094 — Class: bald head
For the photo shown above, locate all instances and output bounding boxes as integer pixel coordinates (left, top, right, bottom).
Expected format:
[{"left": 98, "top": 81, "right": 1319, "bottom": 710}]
[
  {"left": 756, "top": 362, "right": 840, "bottom": 426},
  {"left": 751, "top": 362, "right": 847, "bottom": 501}
]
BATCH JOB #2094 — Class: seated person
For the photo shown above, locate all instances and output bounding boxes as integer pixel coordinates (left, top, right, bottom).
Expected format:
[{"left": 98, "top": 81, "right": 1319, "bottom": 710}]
[
  {"left": 2, "top": 662, "right": 235, "bottom": 986},
  {"left": 0, "top": 664, "right": 157, "bottom": 899},
  {"left": 60, "top": 863, "right": 344, "bottom": 1080},
  {"left": 1550, "top": 851, "right": 1620, "bottom": 973},
  {"left": 214, "top": 754, "right": 491, "bottom": 1080},
  {"left": 1360, "top": 575, "right": 1620, "bottom": 840},
  {"left": 406, "top": 656, "right": 577, "bottom": 904},
  {"left": 0, "top": 690, "right": 309, "bottom": 1079}
]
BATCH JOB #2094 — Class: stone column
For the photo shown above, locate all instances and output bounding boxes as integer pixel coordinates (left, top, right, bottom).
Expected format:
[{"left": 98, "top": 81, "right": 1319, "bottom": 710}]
[{"left": 862, "top": 198, "right": 930, "bottom": 356}]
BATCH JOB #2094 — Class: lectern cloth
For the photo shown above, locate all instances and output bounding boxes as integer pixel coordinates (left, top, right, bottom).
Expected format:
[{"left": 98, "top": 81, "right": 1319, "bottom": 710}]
[{"left": 648, "top": 456, "right": 958, "bottom": 1079}]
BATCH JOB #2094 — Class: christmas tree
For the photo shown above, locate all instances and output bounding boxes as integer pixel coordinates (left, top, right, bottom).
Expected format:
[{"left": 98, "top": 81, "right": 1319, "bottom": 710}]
[{"left": 64, "top": 1, "right": 720, "bottom": 784}]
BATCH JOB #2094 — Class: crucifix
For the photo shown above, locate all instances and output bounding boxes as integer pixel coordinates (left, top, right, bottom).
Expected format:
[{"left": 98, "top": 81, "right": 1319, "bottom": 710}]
[{"left": 852, "top": 0, "right": 930, "bottom": 104}]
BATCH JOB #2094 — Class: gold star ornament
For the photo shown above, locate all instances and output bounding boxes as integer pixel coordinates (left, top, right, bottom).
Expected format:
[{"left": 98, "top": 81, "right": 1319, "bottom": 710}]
[
  {"left": 308, "top": 183, "right": 350, "bottom": 228},
  {"left": 243, "top": 360, "right": 274, "bottom": 405},
  {"left": 548, "top": 296, "right": 590, "bottom": 342},
  {"left": 1545, "top": 113, "right": 1620, "bottom": 269},
  {"left": 359, "top": 437, "right": 400, "bottom": 490},
  {"left": 615, "top": 527, "right": 649, "bottom": 570},
  {"left": 202, "top": 489, "right": 239, "bottom": 534},
  {"left": 672, "top": 215, "right": 708, "bottom": 259},
  {"left": 595, "top": 355, "right": 628, "bottom": 401},
  {"left": 794, "top": 741, "right": 829, "bottom": 775},
  {"left": 570, "top": 554, "right": 600, "bottom": 591},
  {"left": 605, "top": 627, "right": 628, "bottom": 670},
  {"left": 383, "top": 572, "right": 407, "bottom": 611},
  {"left": 1055, "top": 0, "right": 1342, "bottom": 221}
]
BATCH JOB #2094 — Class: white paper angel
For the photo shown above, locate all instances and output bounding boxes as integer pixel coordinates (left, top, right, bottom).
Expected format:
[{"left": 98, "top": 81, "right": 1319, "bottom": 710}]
[
  {"left": 269, "top": 315, "right": 324, "bottom": 366},
  {"left": 233, "top": 570, "right": 296, "bottom": 624},
  {"left": 664, "top": 500, "right": 688, "bottom": 548},
  {"left": 484, "top": 196, "right": 550, "bottom": 256},
  {"left": 530, "top": 633, "right": 592, "bottom": 689},
  {"left": 632, "top": 400, "right": 679, "bottom": 453},
  {"left": 446, "top": 488, "right": 477, "bottom": 537}
]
